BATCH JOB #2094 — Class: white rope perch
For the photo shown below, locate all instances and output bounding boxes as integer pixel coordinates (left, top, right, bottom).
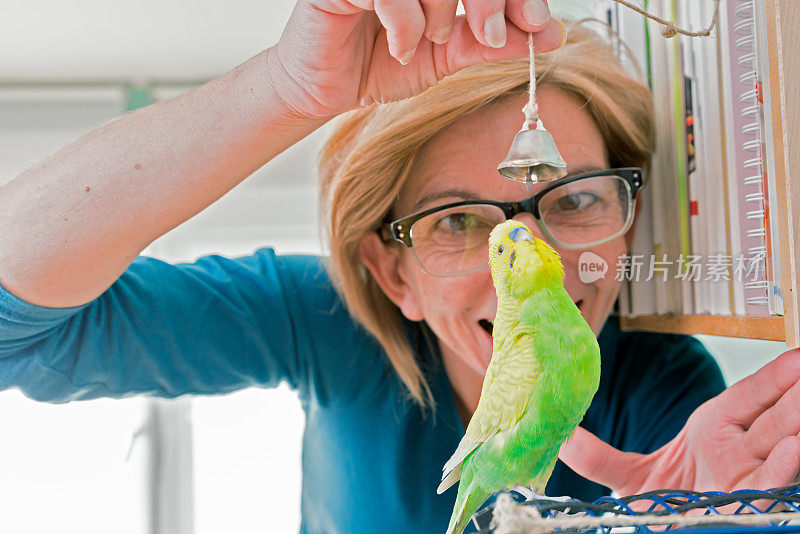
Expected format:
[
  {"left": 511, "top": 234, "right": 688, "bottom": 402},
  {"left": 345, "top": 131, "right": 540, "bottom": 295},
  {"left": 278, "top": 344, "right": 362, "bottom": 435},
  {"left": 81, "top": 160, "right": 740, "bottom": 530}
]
[
  {"left": 491, "top": 493, "right": 800, "bottom": 534},
  {"left": 610, "top": 0, "right": 721, "bottom": 39}
]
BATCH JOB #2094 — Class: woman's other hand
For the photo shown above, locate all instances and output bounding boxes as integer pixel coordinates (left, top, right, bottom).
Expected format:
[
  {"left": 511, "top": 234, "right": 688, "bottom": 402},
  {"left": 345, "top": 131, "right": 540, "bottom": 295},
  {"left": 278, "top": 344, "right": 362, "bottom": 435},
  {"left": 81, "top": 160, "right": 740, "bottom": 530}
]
[
  {"left": 560, "top": 348, "right": 800, "bottom": 495},
  {"left": 269, "top": 0, "right": 565, "bottom": 118}
]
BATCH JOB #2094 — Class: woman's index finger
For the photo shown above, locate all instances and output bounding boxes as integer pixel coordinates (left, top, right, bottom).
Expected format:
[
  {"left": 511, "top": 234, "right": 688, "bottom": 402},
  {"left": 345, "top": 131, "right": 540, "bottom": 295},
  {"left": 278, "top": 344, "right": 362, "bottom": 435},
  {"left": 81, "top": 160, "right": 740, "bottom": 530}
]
[
  {"left": 742, "top": 374, "right": 800, "bottom": 460},
  {"left": 442, "top": 16, "right": 564, "bottom": 78},
  {"left": 505, "top": 0, "right": 552, "bottom": 32},
  {"left": 723, "top": 348, "right": 800, "bottom": 427}
]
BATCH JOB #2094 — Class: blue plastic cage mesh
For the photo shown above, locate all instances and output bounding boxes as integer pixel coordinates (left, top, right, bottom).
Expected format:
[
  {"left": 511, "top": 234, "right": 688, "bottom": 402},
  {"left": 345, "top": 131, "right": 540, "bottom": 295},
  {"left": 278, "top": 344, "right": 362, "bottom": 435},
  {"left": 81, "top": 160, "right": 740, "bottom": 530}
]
[{"left": 472, "top": 485, "right": 800, "bottom": 534}]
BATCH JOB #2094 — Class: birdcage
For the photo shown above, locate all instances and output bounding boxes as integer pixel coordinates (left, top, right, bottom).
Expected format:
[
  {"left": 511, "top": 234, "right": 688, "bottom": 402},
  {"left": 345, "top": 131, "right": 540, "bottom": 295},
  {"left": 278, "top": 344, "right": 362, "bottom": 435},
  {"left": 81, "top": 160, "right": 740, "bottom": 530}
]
[{"left": 471, "top": 485, "right": 800, "bottom": 534}]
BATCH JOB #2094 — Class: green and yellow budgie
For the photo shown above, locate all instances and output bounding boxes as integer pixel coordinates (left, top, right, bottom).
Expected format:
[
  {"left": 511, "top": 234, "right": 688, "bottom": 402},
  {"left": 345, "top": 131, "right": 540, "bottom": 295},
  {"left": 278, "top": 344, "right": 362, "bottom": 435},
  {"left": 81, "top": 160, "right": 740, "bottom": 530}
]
[{"left": 438, "top": 220, "right": 601, "bottom": 534}]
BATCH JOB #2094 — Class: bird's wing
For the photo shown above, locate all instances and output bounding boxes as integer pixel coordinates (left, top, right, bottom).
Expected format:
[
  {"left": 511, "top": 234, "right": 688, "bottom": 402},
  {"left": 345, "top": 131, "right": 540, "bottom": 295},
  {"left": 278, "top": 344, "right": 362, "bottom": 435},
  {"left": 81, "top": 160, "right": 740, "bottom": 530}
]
[
  {"left": 465, "top": 334, "right": 540, "bottom": 443},
  {"left": 437, "top": 335, "right": 540, "bottom": 493},
  {"left": 437, "top": 438, "right": 478, "bottom": 494}
]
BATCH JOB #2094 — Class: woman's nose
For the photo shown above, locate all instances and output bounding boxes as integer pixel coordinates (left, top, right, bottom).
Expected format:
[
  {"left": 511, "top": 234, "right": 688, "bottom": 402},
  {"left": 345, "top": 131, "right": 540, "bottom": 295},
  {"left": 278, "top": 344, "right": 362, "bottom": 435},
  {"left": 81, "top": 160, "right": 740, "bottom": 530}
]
[{"left": 511, "top": 213, "right": 544, "bottom": 239}]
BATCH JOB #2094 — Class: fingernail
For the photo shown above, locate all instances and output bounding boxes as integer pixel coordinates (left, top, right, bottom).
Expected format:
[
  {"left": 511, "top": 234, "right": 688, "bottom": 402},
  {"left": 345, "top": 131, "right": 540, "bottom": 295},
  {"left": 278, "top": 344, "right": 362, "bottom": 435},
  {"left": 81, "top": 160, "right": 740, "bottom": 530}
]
[
  {"left": 556, "top": 18, "right": 568, "bottom": 48},
  {"left": 523, "top": 0, "right": 551, "bottom": 27},
  {"left": 484, "top": 11, "right": 507, "bottom": 48},
  {"left": 430, "top": 24, "right": 452, "bottom": 45},
  {"left": 398, "top": 50, "right": 415, "bottom": 65}
]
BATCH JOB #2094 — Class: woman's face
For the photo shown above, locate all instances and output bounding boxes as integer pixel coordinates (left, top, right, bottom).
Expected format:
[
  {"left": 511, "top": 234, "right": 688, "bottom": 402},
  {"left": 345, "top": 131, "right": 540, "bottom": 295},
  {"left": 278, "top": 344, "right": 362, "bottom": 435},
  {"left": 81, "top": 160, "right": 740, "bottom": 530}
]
[{"left": 363, "top": 87, "right": 635, "bottom": 378}]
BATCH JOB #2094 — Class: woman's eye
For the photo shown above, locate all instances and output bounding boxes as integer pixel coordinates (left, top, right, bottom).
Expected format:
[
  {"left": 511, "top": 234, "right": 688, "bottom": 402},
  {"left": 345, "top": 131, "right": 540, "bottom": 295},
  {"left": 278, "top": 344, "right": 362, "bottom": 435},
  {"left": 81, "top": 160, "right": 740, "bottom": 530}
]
[
  {"left": 436, "top": 213, "right": 474, "bottom": 232},
  {"left": 554, "top": 192, "right": 598, "bottom": 211}
]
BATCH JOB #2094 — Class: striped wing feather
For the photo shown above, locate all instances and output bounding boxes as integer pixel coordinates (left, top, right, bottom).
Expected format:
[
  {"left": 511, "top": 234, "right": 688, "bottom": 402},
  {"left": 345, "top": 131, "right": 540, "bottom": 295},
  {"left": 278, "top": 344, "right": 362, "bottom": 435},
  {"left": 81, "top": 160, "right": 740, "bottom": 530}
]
[{"left": 438, "top": 335, "right": 540, "bottom": 493}]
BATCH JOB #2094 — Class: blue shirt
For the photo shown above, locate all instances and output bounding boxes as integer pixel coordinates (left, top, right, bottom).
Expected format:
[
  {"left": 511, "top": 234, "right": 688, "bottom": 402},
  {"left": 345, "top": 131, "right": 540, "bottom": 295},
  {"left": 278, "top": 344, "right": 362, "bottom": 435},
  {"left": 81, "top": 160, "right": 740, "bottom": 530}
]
[{"left": 0, "top": 250, "right": 726, "bottom": 533}]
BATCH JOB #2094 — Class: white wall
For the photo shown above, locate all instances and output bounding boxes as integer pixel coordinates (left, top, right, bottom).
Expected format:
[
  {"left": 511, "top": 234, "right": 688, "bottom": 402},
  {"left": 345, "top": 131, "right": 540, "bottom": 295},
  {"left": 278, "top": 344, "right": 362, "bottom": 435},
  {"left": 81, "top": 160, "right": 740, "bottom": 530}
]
[
  {"left": 696, "top": 335, "right": 788, "bottom": 386},
  {"left": 0, "top": 0, "right": 601, "bottom": 80},
  {"left": 0, "top": 0, "right": 295, "bottom": 80}
]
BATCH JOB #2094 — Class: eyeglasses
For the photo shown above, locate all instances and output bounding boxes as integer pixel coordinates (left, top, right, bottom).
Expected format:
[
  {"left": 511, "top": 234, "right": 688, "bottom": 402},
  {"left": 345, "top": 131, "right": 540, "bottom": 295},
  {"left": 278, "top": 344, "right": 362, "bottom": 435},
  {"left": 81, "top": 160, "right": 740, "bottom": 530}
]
[{"left": 387, "top": 168, "right": 643, "bottom": 276}]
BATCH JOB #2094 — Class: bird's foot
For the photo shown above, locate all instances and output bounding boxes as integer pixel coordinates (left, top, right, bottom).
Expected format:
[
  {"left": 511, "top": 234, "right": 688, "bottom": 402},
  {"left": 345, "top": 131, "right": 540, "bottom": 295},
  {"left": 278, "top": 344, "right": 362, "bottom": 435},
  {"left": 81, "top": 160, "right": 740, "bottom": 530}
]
[
  {"left": 512, "top": 486, "right": 572, "bottom": 502},
  {"left": 511, "top": 485, "right": 537, "bottom": 501},
  {"left": 511, "top": 486, "right": 583, "bottom": 515}
]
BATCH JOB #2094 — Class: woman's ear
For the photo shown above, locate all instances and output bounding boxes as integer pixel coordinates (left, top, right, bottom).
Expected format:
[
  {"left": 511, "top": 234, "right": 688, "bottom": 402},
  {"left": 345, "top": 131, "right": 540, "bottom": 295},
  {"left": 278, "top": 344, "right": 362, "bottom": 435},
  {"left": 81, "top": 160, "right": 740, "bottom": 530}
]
[{"left": 359, "top": 232, "right": 424, "bottom": 321}]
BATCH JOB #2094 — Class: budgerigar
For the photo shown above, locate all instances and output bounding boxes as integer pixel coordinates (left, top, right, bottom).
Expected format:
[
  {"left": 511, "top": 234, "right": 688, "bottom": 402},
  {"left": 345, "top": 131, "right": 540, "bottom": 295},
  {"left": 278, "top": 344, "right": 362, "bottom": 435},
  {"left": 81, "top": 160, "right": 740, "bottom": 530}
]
[{"left": 437, "top": 220, "right": 601, "bottom": 534}]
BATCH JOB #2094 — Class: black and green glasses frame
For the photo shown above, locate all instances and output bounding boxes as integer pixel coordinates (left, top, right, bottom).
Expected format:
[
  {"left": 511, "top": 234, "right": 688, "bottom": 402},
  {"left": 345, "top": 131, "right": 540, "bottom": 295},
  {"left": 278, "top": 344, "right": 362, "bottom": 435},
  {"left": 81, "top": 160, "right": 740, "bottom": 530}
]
[{"left": 388, "top": 167, "right": 644, "bottom": 249}]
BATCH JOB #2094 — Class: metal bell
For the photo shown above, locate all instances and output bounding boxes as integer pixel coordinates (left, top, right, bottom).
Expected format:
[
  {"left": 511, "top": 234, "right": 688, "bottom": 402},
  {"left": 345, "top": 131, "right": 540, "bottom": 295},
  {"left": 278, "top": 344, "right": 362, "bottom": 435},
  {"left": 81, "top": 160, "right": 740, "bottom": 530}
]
[{"left": 497, "top": 119, "right": 568, "bottom": 189}]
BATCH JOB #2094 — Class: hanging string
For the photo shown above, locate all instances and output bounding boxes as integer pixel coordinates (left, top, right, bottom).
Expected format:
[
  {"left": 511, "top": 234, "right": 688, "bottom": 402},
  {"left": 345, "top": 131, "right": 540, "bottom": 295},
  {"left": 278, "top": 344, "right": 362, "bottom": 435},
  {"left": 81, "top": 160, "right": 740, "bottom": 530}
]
[
  {"left": 524, "top": 32, "right": 538, "bottom": 129},
  {"left": 610, "top": 0, "right": 720, "bottom": 38}
]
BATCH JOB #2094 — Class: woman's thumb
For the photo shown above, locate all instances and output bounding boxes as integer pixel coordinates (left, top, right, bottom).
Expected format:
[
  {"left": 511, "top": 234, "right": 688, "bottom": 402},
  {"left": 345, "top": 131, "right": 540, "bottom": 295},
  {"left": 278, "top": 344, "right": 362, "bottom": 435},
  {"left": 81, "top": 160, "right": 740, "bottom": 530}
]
[{"left": 559, "top": 426, "right": 644, "bottom": 493}]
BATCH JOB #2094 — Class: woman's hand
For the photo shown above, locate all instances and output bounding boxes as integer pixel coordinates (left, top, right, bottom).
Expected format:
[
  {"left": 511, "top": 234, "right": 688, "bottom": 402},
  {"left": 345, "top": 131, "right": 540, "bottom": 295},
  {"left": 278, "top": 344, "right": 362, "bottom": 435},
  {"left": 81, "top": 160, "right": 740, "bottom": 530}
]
[
  {"left": 560, "top": 348, "right": 800, "bottom": 495},
  {"left": 268, "top": 0, "right": 565, "bottom": 118}
]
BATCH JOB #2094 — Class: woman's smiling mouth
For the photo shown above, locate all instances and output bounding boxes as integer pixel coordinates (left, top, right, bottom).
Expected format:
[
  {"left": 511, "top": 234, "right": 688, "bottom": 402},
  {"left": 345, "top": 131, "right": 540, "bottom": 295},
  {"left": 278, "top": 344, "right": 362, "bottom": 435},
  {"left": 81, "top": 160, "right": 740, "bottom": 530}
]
[
  {"left": 479, "top": 319, "right": 493, "bottom": 336},
  {"left": 479, "top": 300, "right": 583, "bottom": 337}
]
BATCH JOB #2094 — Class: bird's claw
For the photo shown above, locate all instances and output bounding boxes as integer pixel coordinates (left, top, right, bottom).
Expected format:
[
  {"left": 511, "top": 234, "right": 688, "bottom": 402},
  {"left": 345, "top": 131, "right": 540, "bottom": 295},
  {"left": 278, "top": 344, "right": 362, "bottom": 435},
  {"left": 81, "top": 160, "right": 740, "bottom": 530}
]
[{"left": 511, "top": 486, "right": 581, "bottom": 515}]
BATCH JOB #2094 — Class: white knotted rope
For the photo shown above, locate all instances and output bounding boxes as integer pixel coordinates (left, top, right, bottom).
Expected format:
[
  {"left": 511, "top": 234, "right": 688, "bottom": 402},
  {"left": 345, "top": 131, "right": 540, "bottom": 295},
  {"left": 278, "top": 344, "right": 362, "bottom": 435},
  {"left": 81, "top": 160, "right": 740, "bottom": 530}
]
[
  {"left": 491, "top": 493, "right": 800, "bottom": 534},
  {"left": 523, "top": 33, "right": 538, "bottom": 130}
]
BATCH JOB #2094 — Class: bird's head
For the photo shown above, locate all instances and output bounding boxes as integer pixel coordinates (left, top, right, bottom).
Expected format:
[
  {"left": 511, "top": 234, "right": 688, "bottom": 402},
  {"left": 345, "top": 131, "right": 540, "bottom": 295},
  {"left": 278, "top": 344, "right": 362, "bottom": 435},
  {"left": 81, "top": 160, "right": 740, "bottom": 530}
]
[{"left": 488, "top": 220, "right": 565, "bottom": 299}]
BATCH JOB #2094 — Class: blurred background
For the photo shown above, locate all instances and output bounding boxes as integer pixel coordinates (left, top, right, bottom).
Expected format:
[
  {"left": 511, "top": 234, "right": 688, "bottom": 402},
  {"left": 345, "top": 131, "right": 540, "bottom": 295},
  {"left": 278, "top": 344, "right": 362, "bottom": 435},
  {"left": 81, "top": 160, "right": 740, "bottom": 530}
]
[{"left": 0, "top": 1, "right": 788, "bottom": 533}]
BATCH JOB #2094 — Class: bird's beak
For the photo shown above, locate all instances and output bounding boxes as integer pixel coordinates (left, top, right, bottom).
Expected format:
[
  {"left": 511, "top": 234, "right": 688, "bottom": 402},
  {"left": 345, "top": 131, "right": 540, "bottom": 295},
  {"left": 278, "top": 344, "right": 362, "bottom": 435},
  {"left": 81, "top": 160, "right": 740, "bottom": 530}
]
[{"left": 509, "top": 227, "right": 535, "bottom": 244}]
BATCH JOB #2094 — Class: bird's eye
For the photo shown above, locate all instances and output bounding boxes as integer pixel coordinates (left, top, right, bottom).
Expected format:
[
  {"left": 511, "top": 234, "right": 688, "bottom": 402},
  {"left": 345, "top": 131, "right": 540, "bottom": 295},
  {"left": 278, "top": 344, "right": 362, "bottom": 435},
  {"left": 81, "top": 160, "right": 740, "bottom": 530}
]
[{"left": 498, "top": 245, "right": 505, "bottom": 255}]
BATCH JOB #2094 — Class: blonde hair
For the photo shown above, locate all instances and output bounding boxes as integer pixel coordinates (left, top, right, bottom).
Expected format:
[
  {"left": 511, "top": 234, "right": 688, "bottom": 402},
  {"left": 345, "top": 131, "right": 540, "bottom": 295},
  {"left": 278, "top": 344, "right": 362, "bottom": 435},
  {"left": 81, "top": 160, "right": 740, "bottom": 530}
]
[{"left": 318, "top": 22, "right": 655, "bottom": 407}]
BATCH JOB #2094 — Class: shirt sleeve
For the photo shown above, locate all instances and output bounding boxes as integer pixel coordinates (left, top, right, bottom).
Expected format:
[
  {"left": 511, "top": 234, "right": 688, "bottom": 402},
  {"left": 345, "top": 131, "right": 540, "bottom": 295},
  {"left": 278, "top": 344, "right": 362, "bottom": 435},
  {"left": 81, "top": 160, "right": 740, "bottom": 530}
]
[
  {"left": 0, "top": 250, "right": 361, "bottom": 403},
  {"left": 614, "top": 332, "right": 726, "bottom": 453}
]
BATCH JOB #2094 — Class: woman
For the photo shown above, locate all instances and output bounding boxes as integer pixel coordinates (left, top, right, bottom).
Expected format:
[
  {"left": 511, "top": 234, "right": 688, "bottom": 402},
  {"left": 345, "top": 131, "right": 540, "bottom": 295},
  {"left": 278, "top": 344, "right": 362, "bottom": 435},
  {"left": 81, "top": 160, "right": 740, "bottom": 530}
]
[{"left": 1, "top": 2, "right": 799, "bottom": 533}]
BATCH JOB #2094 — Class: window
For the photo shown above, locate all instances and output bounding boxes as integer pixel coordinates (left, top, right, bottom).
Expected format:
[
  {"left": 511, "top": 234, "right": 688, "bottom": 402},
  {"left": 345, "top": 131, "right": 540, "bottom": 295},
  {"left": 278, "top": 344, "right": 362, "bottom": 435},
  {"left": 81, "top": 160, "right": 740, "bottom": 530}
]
[
  {"left": 1, "top": 84, "right": 325, "bottom": 533},
  {"left": 0, "top": 87, "right": 149, "bottom": 534}
]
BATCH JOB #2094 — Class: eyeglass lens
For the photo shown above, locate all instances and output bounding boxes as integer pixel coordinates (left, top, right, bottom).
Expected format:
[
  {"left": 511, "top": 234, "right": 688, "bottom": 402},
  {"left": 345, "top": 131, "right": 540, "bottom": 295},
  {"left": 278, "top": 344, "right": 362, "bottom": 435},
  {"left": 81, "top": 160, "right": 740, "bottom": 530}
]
[{"left": 409, "top": 174, "right": 633, "bottom": 275}]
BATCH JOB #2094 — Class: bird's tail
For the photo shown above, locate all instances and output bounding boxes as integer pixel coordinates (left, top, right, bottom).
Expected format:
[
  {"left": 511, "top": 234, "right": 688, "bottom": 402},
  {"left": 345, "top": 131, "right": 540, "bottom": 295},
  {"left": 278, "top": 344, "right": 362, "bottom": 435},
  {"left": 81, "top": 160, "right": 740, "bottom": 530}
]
[{"left": 445, "top": 482, "right": 491, "bottom": 534}]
